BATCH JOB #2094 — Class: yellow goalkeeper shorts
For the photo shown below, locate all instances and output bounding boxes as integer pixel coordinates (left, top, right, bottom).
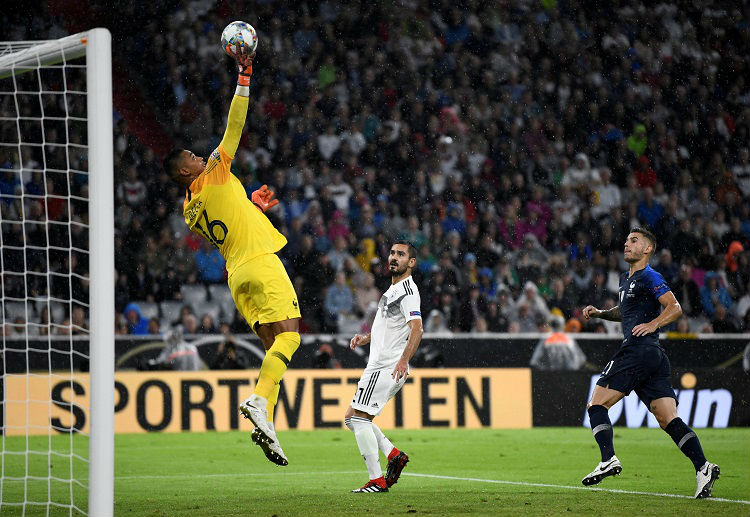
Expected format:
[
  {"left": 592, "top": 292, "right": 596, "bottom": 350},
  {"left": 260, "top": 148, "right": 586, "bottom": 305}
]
[{"left": 227, "top": 253, "right": 301, "bottom": 332}]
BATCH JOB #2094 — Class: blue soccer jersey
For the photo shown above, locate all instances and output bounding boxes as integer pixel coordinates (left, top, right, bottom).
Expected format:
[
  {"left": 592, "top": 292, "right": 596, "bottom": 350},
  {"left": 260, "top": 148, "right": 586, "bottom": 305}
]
[{"left": 618, "top": 265, "right": 670, "bottom": 347}]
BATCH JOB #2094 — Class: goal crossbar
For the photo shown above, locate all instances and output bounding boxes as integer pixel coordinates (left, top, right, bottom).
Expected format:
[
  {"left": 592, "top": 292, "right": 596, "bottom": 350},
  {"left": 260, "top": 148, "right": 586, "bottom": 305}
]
[{"left": 0, "top": 33, "right": 89, "bottom": 79}]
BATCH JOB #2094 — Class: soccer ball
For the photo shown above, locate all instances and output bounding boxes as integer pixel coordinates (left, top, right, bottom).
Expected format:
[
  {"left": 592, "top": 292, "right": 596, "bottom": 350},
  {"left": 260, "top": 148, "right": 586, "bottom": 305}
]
[{"left": 221, "top": 21, "right": 258, "bottom": 58}]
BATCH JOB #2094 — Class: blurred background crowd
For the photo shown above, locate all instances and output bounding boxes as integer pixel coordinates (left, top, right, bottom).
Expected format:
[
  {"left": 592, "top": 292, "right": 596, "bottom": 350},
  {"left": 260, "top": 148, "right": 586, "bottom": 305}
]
[{"left": 2, "top": 0, "right": 749, "bottom": 339}]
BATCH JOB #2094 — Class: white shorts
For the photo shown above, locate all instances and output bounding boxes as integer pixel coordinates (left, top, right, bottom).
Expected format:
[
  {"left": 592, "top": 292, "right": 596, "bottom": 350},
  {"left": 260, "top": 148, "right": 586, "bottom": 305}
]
[{"left": 350, "top": 367, "right": 407, "bottom": 416}]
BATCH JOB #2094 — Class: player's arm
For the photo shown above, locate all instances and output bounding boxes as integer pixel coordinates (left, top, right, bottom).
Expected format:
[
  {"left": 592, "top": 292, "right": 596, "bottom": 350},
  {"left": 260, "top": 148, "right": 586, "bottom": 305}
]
[
  {"left": 392, "top": 318, "right": 423, "bottom": 382},
  {"left": 632, "top": 291, "right": 682, "bottom": 336},
  {"left": 349, "top": 333, "right": 371, "bottom": 349},
  {"left": 218, "top": 51, "right": 255, "bottom": 159},
  {"left": 583, "top": 305, "right": 621, "bottom": 322}
]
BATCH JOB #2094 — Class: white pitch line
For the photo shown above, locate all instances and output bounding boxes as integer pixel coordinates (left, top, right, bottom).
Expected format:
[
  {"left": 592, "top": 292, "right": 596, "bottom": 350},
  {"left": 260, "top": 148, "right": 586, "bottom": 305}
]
[{"left": 404, "top": 473, "right": 750, "bottom": 505}]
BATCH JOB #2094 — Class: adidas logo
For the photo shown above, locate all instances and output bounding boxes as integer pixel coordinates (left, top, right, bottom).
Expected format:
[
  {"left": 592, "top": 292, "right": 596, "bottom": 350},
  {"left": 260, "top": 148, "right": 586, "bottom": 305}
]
[{"left": 372, "top": 403, "right": 379, "bottom": 408}]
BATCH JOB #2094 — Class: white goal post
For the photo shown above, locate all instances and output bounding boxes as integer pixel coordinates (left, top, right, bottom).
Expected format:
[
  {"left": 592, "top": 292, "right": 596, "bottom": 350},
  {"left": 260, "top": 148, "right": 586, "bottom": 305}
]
[{"left": 0, "top": 28, "right": 114, "bottom": 517}]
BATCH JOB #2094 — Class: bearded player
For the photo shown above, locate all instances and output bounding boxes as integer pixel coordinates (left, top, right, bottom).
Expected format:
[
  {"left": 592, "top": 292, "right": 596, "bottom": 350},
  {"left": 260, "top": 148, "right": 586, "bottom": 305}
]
[
  {"left": 163, "top": 49, "right": 298, "bottom": 466},
  {"left": 346, "top": 241, "right": 423, "bottom": 493},
  {"left": 581, "top": 228, "right": 720, "bottom": 498}
]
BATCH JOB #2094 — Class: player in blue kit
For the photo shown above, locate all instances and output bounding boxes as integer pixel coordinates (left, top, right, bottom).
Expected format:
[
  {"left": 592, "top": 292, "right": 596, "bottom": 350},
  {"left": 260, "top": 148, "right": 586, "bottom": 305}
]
[{"left": 581, "top": 228, "right": 720, "bottom": 498}]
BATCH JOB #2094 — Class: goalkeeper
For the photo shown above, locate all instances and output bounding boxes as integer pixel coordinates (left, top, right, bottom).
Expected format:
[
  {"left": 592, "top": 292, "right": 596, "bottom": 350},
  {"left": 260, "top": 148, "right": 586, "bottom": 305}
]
[{"left": 163, "top": 49, "right": 298, "bottom": 467}]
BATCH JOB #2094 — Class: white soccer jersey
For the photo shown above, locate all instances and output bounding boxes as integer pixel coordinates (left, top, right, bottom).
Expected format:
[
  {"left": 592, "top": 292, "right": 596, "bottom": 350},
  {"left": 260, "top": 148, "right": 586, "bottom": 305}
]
[{"left": 366, "top": 276, "right": 421, "bottom": 371}]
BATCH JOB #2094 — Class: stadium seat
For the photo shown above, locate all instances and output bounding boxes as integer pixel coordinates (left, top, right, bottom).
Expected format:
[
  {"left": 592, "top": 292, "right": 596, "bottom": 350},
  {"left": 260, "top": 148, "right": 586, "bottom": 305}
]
[
  {"left": 208, "top": 285, "right": 235, "bottom": 323},
  {"left": 181, "top": 285, "right": 208, "bottom": 306},
  {"left": 160, "top": 301, "right": 185, "bottom": 326},
  {"left": 49, "top": 302, "right": 66, "bottom": 323},
  {"left": 134, "top": 301, "right": 159, "bottom": 321},
  {"left": 195, "top": 301, "right": 222, "bottom": 324},
  {"left": 4, "top": 301, "right": 30, "bottom": 321}
]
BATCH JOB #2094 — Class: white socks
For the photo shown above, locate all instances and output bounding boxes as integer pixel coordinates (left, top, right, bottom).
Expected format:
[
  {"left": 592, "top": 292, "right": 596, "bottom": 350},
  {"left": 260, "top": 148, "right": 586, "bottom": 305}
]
[
  {"left": 371, "top": 422, "right": 395, "bottom": 457},
  {"left": 345, "top": 417, "right": 395, "bottom": 457},
  {"left": 350, "top": 415, "right": 382, "bottom": 480}
]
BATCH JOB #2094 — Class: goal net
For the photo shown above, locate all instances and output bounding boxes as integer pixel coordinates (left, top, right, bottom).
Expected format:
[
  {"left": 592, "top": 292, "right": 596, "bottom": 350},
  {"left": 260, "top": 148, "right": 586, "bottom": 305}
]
[{"left": 0, "top": 29, "right": 114, "bottom": 517}]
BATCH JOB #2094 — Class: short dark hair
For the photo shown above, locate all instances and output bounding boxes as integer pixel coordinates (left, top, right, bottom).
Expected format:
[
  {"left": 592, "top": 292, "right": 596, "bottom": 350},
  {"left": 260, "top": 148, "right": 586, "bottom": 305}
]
[
  {"left": 393, "top": 240, "right": 417, "bottom": 260},
  {"left": 163, "top": 148, "right": 185, "bottom": 183},
  {"left": 630, "top": 227, "right": 657, "bottom": 254}
]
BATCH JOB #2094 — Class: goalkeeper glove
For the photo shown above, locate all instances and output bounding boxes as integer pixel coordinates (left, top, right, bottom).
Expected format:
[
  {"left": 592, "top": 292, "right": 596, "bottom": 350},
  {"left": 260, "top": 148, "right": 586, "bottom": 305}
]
[
  {"left": 251, "top": 184, "right": 279, "bottom": 212},
  {"left": 236, "top": 50, "right": 255, "bottom": 87}
]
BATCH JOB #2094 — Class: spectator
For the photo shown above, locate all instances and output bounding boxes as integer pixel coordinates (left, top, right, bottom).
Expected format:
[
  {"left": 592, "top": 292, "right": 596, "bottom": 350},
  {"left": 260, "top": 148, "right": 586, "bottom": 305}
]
[
  {"left": 194, "top": 241, "right": 225, "bottom": 284},
  {"left": 328, "top": 211, "right": 350, "bottom": 242},
  {"left": 458, "top": 285, "right": 487, "bottom": 332},
  {"left": 562, "top": 153, "right": 599, "bottom": 188},
  {"left": 313, "top": 343, "right": 342, "bottom": 369},
  {"left": 148, "top": 328, "right": 204, "bottom": 371},
  {"left": 124, "top": 303, "right": 149, "bottom": 335},
  {"left": 353, "top": 272, "right": 379, "bottom": 315},
  {"left": 731, "top": 148, "right": 750, "bottom": 198},
  {"left": 328, "top": 173, "right": 353, "bottom": 213},
  {"left": 711, "top": 304, "right": 739, "bottom": 334},
  {"left": 117, "top": 165, "right": 147, "bottom": 206},
  {"left": 734, "top": 279, "right": 750, "bottom": 323},
  {"left": 634, "top": 156, "right": 657, "bottom": 189},
  {"left": 442, "top": 204, "right": 466, "bottom": 236},
  {"left": 530, "top": 317, "right": 587, "bottom": 370},
  {"left": 626, "top": 124, "right": 648, "bottom": 157},
  {"left": 317, "top": 124, "right": 340, "bottom": 161},
  {"left": 211, "top": 327, "right": 249, "bottom": 369},
  {"left": 324, "top": 272, "right": 354, "bottom": 331},
  {"left": 655, "top": 249, "right": 679, "bottom": 285},
  {"left": 181, "top": 313, "right": 199, "bottom": 334},
  {"left": 700, "top": 272, "right": 733, "bottom": 318},
  {"left": 199, "top": 314, "right": 217, "bottom": 334},
  {"left": 551, "top": 185, "right": 580, "bottom": 228},
  {"left": 637, "top": 187, "right": 664, "bottom": 229},
  {"left": 672, "top": 263, "right": 702, "bottom": 317},
  {"left": 147, "top": 317, "right": 161, "bottom": 335},
  {"left": 689, "top": 186, "right": 719, "bottom": 221},
  {"left": 327, "top": 236, "right": 357, "bottom": 273},
  {"left": 424, "top": 309, "right": 452, "bottom": 334}
]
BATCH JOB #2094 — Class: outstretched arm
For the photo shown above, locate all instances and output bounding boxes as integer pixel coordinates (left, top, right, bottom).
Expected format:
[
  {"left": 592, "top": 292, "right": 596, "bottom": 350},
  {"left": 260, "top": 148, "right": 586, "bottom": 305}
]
[
  {"left": 219, "top": 51, "right": 255, "bottom": 158},
  {"left": 583, "top": 305, "right": 621, "bottom": 322}
]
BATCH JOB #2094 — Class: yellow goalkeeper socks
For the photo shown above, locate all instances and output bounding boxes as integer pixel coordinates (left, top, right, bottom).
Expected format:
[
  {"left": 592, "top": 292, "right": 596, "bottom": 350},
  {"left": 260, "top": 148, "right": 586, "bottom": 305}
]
[
  {"left": 266, "top": 383, "right": 280, "bottom": 422},
  {"left": 254, "top": 332, "right": 300, "bottom": 400}
]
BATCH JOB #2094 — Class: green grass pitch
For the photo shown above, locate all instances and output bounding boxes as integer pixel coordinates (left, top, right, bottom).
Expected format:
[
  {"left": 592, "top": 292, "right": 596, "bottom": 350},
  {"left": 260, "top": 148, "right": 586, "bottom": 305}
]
[{"left": 2, "top": 428, "right": 748, "bottom": 516}]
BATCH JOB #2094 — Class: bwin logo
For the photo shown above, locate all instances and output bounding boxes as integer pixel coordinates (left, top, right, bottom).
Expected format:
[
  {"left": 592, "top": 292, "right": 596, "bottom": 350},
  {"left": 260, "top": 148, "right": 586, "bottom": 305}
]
[{"left": 582, "top": 373, "right": 732, "bottom": 429}]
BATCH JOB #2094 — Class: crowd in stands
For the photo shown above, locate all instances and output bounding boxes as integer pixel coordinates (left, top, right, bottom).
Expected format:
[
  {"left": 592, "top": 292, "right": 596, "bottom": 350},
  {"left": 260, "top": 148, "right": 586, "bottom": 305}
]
[{"left": 2, "top": 1, "right": 750, "bottom": 338}]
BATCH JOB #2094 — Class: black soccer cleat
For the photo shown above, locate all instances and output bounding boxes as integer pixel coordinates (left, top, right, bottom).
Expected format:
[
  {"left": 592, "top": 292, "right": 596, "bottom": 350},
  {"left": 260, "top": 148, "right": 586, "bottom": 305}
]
[
  {"left": 352, "top": 479, "right": 388, "bottom": 493},
  {"left": 385, "top": 451, "right": 410, "bottom": 488},
  {"left": 582, "top": 456, "right": 622, "bottom": 486},
  {"left": 695, "top": 462, "right": 720, "bottom": 499}
]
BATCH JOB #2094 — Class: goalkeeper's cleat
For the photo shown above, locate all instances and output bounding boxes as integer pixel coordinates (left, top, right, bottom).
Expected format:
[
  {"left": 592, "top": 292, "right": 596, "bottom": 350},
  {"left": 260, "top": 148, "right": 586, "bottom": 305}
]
[
  {"left": 582, "top": 456, "right": 622, "bottom": 486},
  {"left": 694, "top": 462, "right": 720, "bottom": 499},
  {"left": 352, "top": 477, "right": 388, "bottom": 493},
  {"left": 250, "top": 426, "right": 288, "bottom": 466},
  {"left": 385, "top": 451, "right": 409, "bottom": 488},
  {"left": 240, "top": 395, "right": 288, "bottom": 465},
  {"left": 239, "top": 395, "right": 273, "bottom": 440}
]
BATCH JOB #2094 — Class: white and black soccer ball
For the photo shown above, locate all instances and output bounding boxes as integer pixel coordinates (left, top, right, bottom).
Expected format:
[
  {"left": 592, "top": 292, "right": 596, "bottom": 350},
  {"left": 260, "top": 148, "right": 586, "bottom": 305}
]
[{"left": 221, "top": 21, "right": 258, "bottom": 58}]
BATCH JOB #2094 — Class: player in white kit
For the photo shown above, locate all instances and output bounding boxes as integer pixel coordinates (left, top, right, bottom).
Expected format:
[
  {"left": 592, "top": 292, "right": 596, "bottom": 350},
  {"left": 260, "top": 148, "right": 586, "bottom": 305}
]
[{"left": 345, "top": 241, "right": 423, "bottom": 493}]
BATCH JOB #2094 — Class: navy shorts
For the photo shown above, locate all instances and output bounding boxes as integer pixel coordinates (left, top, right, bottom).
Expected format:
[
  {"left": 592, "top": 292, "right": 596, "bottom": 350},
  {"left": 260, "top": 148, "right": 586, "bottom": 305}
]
[{"left": 596, "top": 345, "right": 676, "bottom": 407}]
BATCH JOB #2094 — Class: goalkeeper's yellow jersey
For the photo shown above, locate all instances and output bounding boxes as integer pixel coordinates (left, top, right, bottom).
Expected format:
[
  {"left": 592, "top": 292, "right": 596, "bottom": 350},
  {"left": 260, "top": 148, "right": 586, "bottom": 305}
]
[{"left": 182, "top": 143, "right": 286, "bottom": 278}]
